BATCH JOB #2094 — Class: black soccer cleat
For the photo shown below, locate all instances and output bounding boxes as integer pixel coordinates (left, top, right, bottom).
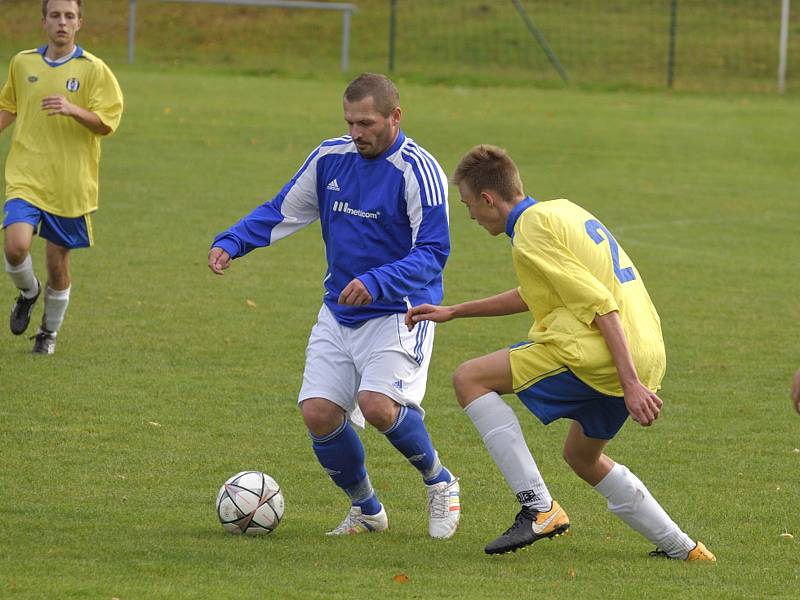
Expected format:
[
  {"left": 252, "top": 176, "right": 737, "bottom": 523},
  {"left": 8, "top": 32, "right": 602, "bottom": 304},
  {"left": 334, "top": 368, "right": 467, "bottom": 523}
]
[
  {"left": 31, "top": 328, "right": 57, "bottom": 355},
  {"left": 9, "top": 279, "right": 41, "bottom": 335},
  {"left": 484, "top": 501, "right": 570, "bottom": 555}
]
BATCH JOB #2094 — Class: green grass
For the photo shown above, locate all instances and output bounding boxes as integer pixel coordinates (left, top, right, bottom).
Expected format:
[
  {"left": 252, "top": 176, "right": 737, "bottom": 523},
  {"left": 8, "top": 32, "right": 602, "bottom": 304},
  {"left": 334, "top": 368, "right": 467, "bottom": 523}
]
[
  {"left": 0, "top": 0, "right": 797, "bottom": 92},
  {"left": 0, "top": 64, "right": 799, "bottom": 598}
]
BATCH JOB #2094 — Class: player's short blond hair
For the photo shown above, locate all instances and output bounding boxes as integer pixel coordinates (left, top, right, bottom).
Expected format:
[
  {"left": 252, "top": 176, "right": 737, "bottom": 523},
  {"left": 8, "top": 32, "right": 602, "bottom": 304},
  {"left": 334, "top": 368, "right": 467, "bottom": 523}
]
[
  {"left": 452, "top": 144, "right": 524, "bottom": 203},
  {"left": 42, "top": 0, "right": 82, "bottom": 18},
  {"left": 343, "top": 73, "right": 400, "bottom": 118}
]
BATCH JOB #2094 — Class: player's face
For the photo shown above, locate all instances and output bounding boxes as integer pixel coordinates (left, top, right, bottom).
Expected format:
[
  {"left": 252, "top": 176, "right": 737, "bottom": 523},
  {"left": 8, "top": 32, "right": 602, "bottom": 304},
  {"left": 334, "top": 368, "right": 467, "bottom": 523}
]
[
  {"left": 42, "top": 0, "right": 82, "bottom": 49},
  {"left": 344, "top": 96, "right": 401, "bottom": 159},
  {"left": 458, "top": 183, "right": 505, "bottom": 236}
]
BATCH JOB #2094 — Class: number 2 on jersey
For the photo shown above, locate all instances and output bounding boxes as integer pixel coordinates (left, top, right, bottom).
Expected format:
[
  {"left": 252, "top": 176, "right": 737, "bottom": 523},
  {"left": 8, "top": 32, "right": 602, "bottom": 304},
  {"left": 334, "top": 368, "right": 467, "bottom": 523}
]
[{"left": 584, "top": 219, "right": 636, "bottom": 283}]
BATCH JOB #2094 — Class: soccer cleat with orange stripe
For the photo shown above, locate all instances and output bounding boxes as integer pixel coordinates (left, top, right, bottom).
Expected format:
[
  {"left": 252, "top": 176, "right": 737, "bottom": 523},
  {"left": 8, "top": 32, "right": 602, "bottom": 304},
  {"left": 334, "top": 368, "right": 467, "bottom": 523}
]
[
  {"left": 326, "top": 505, "right": 388, "bottom": 535},
  {"left": 649, "top": 540, "right": 716, "bottom": 562},
  {"left": 485, "top": 500, "right": 570, "bottom": 555},
  {"left": 427, "top": 477, "right": 461, "bottom": 539}
]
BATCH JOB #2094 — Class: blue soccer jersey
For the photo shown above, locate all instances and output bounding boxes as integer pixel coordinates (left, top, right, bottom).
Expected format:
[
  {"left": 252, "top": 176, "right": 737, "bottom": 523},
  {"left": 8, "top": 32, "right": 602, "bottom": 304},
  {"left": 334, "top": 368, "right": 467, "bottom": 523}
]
[{"left": 212, "top": 131, "right": 450, "bottom": 327}]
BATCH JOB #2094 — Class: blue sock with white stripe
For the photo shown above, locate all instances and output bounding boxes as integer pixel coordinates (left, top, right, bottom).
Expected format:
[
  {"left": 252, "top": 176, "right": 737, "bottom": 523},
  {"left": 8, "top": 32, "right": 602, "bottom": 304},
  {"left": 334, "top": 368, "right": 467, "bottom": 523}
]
[
  {"left": 310, "top": 420, "right": 382, "bottom": 515},
  {"left": 382, "top": 405, "right": 452, "bottom": 485}
]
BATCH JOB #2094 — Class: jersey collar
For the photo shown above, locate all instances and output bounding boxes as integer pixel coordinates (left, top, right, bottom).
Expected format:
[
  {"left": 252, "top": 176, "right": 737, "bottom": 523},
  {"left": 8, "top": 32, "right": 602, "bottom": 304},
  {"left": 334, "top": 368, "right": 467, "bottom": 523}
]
[
  {"left": 505, "top": 196, "right": 538, "bottom": 239},
  {"left": 360, "top": 129, "right": 405, "bottom": 162},
  {"left": 37, "top": 44, "right": 84, "bottom": 66}
]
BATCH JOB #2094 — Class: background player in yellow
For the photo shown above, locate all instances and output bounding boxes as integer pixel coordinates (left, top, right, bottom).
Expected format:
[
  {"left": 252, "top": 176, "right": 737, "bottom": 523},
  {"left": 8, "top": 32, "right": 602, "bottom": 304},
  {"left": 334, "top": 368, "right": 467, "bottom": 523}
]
[
  {"left": 0, "top": 0, "right": 123, "bottom": 354},
  {"left": 406, "top": 144, "right": 715, "bottom": 561}
]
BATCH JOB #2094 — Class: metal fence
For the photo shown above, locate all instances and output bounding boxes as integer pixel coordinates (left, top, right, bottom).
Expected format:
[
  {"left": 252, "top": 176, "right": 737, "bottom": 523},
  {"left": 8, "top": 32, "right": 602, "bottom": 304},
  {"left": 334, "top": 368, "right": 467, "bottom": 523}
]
[{"left": 387, "top": 0, "right": 796, "bottom": 93}]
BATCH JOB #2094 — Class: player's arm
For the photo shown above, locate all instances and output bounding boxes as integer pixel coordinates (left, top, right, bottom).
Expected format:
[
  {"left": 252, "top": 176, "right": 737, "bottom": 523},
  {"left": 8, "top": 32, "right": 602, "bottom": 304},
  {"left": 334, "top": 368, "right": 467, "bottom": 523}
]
[
  {"left": 41, "top": 95, "right": 112, "bottom": 135},
  {"left": 405, "top": 288, "right": 527, "bottom": 330},
  {"left": 792, "top": 369, "right": 800, "bottom": 415},
  {"left": 594, "top": 310, "right": 662, "bottom": 427},
  {"left": 208, "top": 147, "right": 321, "bottom": 275},
  {"left": 0, "top": 110, "right": 15, "bottom": 134}
]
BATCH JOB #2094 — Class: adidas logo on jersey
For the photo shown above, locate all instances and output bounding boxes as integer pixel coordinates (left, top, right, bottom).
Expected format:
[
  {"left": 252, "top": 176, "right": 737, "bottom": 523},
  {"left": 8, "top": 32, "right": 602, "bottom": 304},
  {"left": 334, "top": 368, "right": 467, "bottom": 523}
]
[
  {"left": 326, "top": 179, "right": 340, "bottom": 191},
  {"left": 392, "top": 380, "right": 404, "bottom": 391},
  {"left": 332, "top": 201, "right": 380, "bottom": 220}
]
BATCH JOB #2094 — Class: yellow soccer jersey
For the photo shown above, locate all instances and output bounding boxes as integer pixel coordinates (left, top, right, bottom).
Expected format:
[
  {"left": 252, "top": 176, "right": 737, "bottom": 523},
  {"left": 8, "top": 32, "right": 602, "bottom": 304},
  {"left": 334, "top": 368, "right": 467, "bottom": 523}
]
[
  {"left": 509, "top": 197, "right": 666, "bottom": 396},
  {"left": 0, "top": 46, "right": 123, "bottom": 217}
]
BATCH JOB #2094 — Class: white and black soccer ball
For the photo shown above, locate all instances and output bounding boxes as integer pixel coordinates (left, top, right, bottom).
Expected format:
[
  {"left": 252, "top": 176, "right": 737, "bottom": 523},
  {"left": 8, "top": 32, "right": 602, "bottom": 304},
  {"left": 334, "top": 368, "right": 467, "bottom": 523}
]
[{"left": 216, "top": 471, "right": 285, "bottom": 535}]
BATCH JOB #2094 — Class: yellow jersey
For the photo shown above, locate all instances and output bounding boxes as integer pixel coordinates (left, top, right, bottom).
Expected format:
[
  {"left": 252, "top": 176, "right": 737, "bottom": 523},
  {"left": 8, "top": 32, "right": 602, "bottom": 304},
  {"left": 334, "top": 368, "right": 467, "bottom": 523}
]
[
  {"left": 509, "top": 197, "right": 666, "bottom": 396},
  {"left": 0, "top": 46, "right": 123, "bottom": 217}
]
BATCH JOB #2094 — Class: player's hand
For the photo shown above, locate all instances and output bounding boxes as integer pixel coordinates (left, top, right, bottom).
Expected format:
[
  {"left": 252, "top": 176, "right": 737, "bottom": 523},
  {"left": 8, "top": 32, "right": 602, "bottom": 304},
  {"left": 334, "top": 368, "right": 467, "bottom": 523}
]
[
  {"left": 338, "top": 278, "right": 372, "bottom": 306},
  {"left": 405, "top": 304, "right": 455, "bottom": 331},
  {"left": 622, "top": 381, "right": 662, "bottom": 427},
  {"left": 208, "top": 247, "right": 231, "bottom": 275},
  {"left": 792, "top": 369, "right": 800, "bottom": 415},
  {"left": 41, "top": 95, "right": 77, "bottom": 117}
]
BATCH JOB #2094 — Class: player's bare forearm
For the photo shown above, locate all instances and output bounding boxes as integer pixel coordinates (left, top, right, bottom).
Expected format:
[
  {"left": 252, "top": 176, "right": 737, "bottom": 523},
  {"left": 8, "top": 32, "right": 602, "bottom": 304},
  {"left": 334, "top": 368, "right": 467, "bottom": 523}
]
[
  {"left": 406, "top": 288, "right": 527, "bottom": 330},
  {"left": 0, "top": 110, "right": 15, "bottom": 134},
  {"left": 792, "top": 369, "right": 800, "bottom": 415},
  {"left": 594, "top": 310, "right": 662, "bottom": 426},
  {"left": 450, "top": 288, "right": 528, "bottom": 318},
  {"left": 41, "top": 96, "right": 111, "bottom": 135}
]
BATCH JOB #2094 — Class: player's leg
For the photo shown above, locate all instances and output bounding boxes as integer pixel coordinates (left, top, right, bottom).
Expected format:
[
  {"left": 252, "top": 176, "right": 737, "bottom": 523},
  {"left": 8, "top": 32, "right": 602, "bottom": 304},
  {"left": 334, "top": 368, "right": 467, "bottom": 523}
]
[
  {"left": 298, "top": 305, "right": 386, "bottom": 535},
  {"left": 34, "top": 240, "right": 72, "bottom": 351},
  {"left": 358, "top": 390, "right": 460, "bottom": 539},
  {"left": 301, "top": 396, "right": 387, "bottom": 535},
  {"left": 31, "top": 211, "right": 92, "bottom": 353},
  {"left": 356, "top": 315, "right": 459, "bottom": 539},
  {"left": 455, "top": 347, "right": 568, "bottom": 554},
  {"left": 3, "top": 204, "right": 41, "bottom": 335},
  {"left": 564, "top": 421, "right": 714, "bottom": 561}
]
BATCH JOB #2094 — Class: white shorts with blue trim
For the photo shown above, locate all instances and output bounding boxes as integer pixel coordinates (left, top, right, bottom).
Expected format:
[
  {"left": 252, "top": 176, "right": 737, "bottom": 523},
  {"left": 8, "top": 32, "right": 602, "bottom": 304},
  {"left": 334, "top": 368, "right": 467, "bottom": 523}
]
[{"left": 298, "top": 304, "right": 435, "bottom": 428}]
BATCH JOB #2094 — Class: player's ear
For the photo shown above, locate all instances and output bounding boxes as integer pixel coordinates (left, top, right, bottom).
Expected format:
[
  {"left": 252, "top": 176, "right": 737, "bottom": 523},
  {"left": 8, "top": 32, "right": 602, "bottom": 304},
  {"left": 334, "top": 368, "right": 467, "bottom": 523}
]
[{"left": 480, "top": 190, "right": 495, "bottom": 207}]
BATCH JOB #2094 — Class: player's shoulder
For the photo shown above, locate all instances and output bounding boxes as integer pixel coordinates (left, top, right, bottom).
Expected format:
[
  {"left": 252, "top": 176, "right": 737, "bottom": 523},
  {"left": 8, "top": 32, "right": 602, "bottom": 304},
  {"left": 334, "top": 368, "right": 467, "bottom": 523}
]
[
  {"left": 319, "top": 134, "right": 354, "bottom": 149},
  {"left": 9, "top": 48, "right": 40, "bottom": 65},
  {"left": 395, "top": 136, "right": 445, "bottom": 179},
  {"left": 315, "top": 135, "right": 356, "bottom": 159},
  {"left": 75, "top": 48, "right": 113, "bottom": 71},
  {"left": 528, "top": 198, "right": 589, "bottom": 222},
  {"left": 400, "top": 136, "right": 442, "bottom": 164}
]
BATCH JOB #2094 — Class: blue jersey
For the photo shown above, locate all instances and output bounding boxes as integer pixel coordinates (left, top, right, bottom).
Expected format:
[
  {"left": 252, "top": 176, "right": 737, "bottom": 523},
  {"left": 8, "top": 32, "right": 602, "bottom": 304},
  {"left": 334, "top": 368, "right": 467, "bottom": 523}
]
[{"left": 212, "top": 130, "right": 450, "bottom": 327}]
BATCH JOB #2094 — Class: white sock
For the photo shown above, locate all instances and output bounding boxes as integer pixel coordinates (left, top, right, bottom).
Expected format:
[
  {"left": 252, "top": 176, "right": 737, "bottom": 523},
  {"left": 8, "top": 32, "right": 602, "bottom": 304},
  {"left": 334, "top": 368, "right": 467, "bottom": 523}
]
[
  {"left": 594, "top": 463, "right": 694, "bottom": 558},
  {"left": 464, "top": 392, "right": 552, "bottom": 511},
  {"left": 42, "top": 285, "right": 70, "bottom": 333},
  {"left": 5, "top": 255, "right": 39, "bottom": 298}
]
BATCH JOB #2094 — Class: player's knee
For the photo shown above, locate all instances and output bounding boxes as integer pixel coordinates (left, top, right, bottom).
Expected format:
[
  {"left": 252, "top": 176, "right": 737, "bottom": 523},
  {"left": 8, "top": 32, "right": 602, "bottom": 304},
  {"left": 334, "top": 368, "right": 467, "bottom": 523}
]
[
  {"left": 300, "top": 398, "right": 344, "bottom": 438},
  {"left": 452, "top": 361, "right": 479, "bottom": 408},
  {"left": 562, "top": 445, "right": 587, "bottom": 474},
  {"left": 4, "top": 242, "right": 28, "bottom": 266},
  {"left": 452, "top": 361, "right": 471, "bottom": 394},
  {"left": 357, "top": 392, "right": 397, "bottom": 430}
]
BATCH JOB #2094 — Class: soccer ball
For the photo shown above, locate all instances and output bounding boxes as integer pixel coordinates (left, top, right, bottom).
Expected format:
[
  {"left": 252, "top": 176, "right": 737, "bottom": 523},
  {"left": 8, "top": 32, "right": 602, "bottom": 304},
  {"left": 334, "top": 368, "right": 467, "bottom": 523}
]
[{"left": 216, "top": 471, "right": 285, "bottom": 535}]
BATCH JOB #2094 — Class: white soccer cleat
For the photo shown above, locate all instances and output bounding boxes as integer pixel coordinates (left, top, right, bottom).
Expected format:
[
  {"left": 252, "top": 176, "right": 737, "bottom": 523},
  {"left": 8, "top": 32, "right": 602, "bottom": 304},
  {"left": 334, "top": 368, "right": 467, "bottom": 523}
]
[
  {"left": 427, "top": 477, "right": 461, "bottom": 539},
  {"left": 326, "top": 505, "right": 388, "bottom": 536}
]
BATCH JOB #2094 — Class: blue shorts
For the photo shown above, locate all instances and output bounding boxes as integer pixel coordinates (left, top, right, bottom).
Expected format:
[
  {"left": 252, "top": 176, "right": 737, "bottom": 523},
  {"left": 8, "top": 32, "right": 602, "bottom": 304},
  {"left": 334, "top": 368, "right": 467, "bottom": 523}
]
[
  {"left": 3, "top": 198, "right": 93, "bottom": 249},
  {"left": 516, "top": 369, "right": 628, "bottom": 440}
]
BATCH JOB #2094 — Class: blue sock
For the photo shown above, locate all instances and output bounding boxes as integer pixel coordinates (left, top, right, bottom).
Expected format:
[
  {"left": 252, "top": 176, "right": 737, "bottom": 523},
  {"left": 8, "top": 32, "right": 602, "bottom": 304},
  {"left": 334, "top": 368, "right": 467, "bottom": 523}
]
[
  {"left": 382, "top": 405, "right": 452, "bottom": 485},
  {"left": 310, "top": 420, "right": 381, "bottom": 515}
]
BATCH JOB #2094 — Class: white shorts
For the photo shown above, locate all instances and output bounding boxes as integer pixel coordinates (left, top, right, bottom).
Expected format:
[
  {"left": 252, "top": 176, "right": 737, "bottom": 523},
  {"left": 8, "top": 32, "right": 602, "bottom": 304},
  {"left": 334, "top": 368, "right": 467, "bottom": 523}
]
[{"left": 297, "top": 304, "right": 435, "bottom": 428}]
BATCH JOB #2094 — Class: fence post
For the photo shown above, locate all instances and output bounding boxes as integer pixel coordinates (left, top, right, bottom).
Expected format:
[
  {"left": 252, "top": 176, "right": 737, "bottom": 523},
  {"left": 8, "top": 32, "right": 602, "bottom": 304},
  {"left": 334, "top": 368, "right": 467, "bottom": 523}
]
[
  {"left": 778, "top": 0, "right": 791, "bottom": 94},
  {"left": 388, "top": 0, "right": 397, "bottom": 72},
  {"left": 667, "top": 0, "right": 678, "bottom": 88},
  {"left": 341, "top": 8, "right": 352, "bottom": 72},
  {"left": 511, "top": 0, "right": 569, "bottom": 83},
  {"left": 128, "top": 0, "right": 137, "bottom": 64}
]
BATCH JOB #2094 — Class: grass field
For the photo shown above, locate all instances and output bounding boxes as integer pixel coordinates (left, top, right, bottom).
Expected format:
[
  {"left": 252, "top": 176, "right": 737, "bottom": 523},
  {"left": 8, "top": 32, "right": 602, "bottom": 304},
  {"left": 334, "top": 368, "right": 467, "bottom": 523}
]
[
  {"left": 0, "top": 0, "right": 797, "bottom": 92},
  {"left": 0, "top": 62, "right": 799, "bottom": 598}
]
